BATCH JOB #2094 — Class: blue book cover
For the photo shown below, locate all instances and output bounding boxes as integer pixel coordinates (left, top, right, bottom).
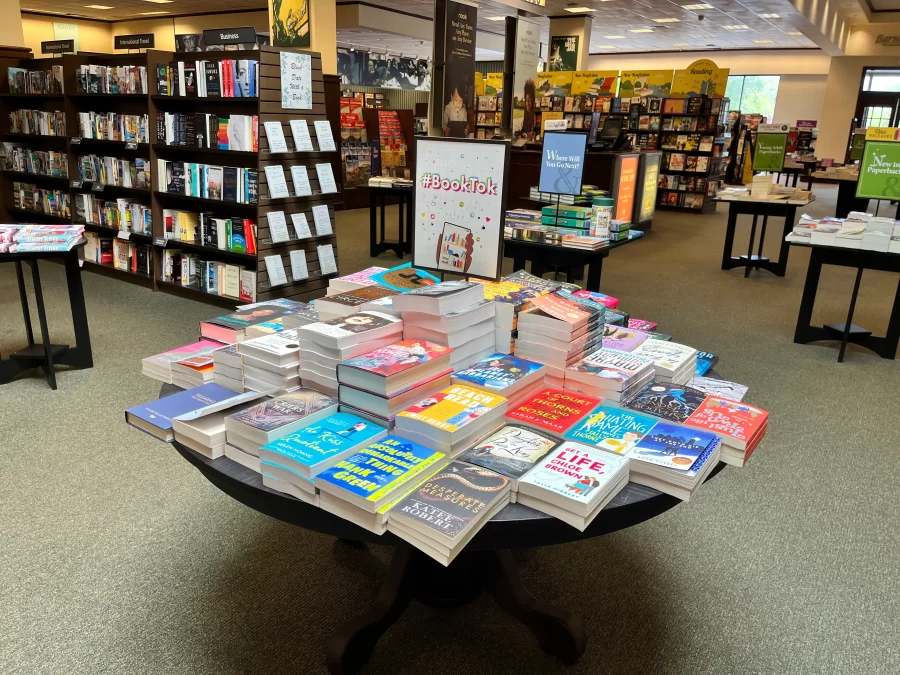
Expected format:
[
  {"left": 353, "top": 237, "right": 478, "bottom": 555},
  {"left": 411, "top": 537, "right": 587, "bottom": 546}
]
[
  {"left": 564, "top": 406, "right": 659, "bottom": 454},
  {"left": 630, "top": 422, "right": 718, "bottom": 471},
  {"left": 126, "top": 383, "right": 238, "bottom": 433},
  {"left": 695, "top": 351, "right": 718, "bottom": 376},
  {"left": 259, "top": 412, "right": 387, "bottom": 469},
  {"left": 453, "top": 354, "right": 543, "bottom": 392},
  {"left": 368, "top": 263, "right": 441, "bottom": 293},
  {"left": 315, "top": 435, "right": 444, "bottom": 503}
]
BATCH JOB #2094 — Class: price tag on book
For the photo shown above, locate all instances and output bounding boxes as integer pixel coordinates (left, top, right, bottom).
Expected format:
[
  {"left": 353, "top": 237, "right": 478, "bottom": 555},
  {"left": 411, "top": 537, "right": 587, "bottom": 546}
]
[
  {"left": 154, "top": 237, "right": 167, "bottom": 247},
  {"left": 125, "top": 141, "right": 138, "bottom": 150},
  {"left": 70, "top": 180, "right": 83, "bottom": 189},
  {"left": 92, "top": 183, "right": 104, "bottom": 192},
  {"left": 71, "top": 137, "right": 81, "bottom": 145},
  {"left": 290, "top": 212, "right": 312, "bottom": 239},
  {"left": 117, "top": 230, "right": 131, "bottom": 241}
]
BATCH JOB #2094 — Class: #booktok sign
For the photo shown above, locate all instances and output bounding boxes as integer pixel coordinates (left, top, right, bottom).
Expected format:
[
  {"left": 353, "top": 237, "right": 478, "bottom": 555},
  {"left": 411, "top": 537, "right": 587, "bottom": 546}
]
[{"left": 413, "top": 137, "right": 510, "bottom": 281}]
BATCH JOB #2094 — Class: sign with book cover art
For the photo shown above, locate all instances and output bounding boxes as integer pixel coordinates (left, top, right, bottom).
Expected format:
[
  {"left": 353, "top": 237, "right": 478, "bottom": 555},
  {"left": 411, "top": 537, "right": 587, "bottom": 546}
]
[
  {"left": 549, "top": 36, "right": 579, "bottom": 72},
  {"left": 413, "top": 137, "right": 510, "bottom": 280},
  {"left": 753, "top": 129, "right": 789, "bottom": 172},
  {"left": 671, "top": 59, "right": 729, "bottom": 98},
  {"left": 857, "top": 139, "right": 900, "bottom": 200},
  {"left": 537, "top": 71, "right": 573, "bottom": 97},
  {"left": 440, "top": 0, "right": 477, "bottom": 138},
  {"left": 572, "top": 71, "right": 618, "bottom": 98},
  {"left": 511, "top": 18, "right": 541, "bottom": 139},
  {"left": 539, "top": 131, "right": 588, "bottom": 196},
  {"left": 618, "top": 70, "right": 673, "bottom": 98},
  {"left": 273, "top": 0, "right": 310, "bottom": 48}
]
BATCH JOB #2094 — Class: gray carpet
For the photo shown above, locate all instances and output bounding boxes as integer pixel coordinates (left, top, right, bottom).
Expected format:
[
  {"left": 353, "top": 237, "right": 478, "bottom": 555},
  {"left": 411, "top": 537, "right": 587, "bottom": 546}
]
[{"left": 2, "top": 185, "right": 899, "bottom": 674}]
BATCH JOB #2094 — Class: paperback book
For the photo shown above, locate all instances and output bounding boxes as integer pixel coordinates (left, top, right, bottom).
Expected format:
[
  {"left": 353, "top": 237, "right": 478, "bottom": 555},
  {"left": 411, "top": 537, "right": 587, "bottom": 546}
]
[
  {"left": 456, "top": 424, "right": 558, "bottom": 488},
  {"left": 628, "top": 421, "right": 718, "bottom": 471},
  {"left": 564, "top": 406, "right": 658, "bottom": 455},
  {"left": 505, "top": 388, "right": 601, "bottom": 435},
  {"left": 625, "top": 382, "right": 708, "bottom": 424}
]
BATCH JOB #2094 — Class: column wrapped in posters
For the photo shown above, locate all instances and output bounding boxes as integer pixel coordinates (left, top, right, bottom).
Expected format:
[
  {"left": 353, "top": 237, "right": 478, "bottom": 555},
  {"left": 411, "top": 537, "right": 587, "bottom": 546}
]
[
  {"left": 413, "top": 138, "right": 510, "bottom": 280},
  {"left": 441, "top": 0, "right": 477, "bottom": 138},
  {"left": 511, "top": 18, "right": 541, "bottom": 140}
]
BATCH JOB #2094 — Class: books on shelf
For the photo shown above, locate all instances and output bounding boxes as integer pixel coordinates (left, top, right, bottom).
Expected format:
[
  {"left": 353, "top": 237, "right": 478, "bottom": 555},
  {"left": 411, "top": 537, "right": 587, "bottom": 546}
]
[
  {"left": 315, "top": 435, "right": 448, "bottom": 534},
  {"left": 8, "top": 109, "right": 67, "bottom": 137},
  {"left": 11, "top": 182, "right": 71, "bottom": 218},
  {"left": 5, "top": 147, "right": 68, "bottom": 179},
  {"left": 517, "top": 441, "right": 630, "bottom": 531},
  {"left": 156, "top": 59, "right": 259, "bottom": 98},
  {"left": 387, "top": 462, "right": 511, "bottom": 565},
  {"left": 75, "top": 64, "right": 148, "bottom": 94},
  {"left": 75, "top": 195, "right": 151, "bottom": 235},
  {"left": 76, "top": 155, "right": 150, "bottom": 189},
  {"left": 77, "top": 112, "right": 150, "bottom": 143},
  {"left": 157, "top": 112, "right": 259, "bottom": 151},
  {"left": 7, "top": 66, "right": 64, "bottom": 95},
  {"left": 125, "top": 383, "right": 238, "bottom": 441},
  {"left": 157, "top": 160, "right": 258, "bottom": 204}
]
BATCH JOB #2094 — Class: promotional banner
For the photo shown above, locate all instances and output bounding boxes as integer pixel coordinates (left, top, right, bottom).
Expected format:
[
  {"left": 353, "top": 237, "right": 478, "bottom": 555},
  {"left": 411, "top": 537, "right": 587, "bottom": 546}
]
[
  {"left": 615, "top": 156, "right": 639, "bottom": 222},
  {"left": 671, "top": 59, "right": 728, "bottom": 98},
  {"left": 637, "top": 153, "right": 661, "bottom": 223},
  {"left": 572, "top": 71, "right": 618, "bottom": 97},
  {"left": 337, "top": 50, "right": 430, "bottom": 90},
  {"left": 536, "top": 71, "right": 573, "bottom": 97},
  {"left": 549, "top": 36, "right": 579, "bottom": 71},
  {"left": 856, "top": 140, "right": 900, "bottom": 200},
  {"left": 413, "top": 138, "right": 510, "bottom": 280},
  {"left": 618, "top": 70, "right": 673, "bottom": 98},
  {"left": 753, "top": 131, "right": 789, "bottom": 172},
  {"left": 273, "top": 0, "right": 310, "bottom": 47},
  {"left": 485, "top": 73, "right": 503, "bottom": 95},
  {"left": 865, "top": 127, "right": 900, "bottom": 141},
  {"left": 539, "top": 131, "right": 588, "bottom": 196},
  {"left": 511, "top": 18, "right": 541, "bottom": 139},
  {"left": 441, "top": 0, "right": 477, "bottom": 137}
]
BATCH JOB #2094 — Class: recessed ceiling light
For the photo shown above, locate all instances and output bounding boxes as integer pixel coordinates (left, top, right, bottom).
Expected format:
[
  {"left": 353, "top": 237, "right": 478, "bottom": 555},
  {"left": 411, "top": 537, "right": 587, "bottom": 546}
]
[
  {"left": 603, "top": 35, "right": 626, "bottom": 39},
  {"left": 760, "top": 13, "right": 779, "bottom": 18},
  {"left": 724, "top": 25, "right": 748, "bottom": 30},
  {"left": 788, "top": 31, "right": 802, "bottom": 35},
  {"left": 138, "top": 10, "right": 168, "bottom": 13},
  {"left": 564, "top": 7, "right": 597, "bottom": 12},
  {"left": 84, "top": 4, "right": 113, "bottom": 7},
  {"left": 654, "top": 18, "right": 680, "bottom": 22},
  {"left": 485, "top": 16, "right": 505, "bottom": 21},
  {"left": 753, "top": 39, "right": 774, "bottom": 43},
  {"left": 672, "top": 43, "right": 691, "bottom": 46},
  {"left": 595, "top": 45, "right": 617, "bottom": 48},
  {"left": 629, "top": 28, "right": 655, "bottom": 33},
  {"left": 143, "top": 0, "right": 173, "bottom": 3},
  {"left": 682, "top": 3, "right": 712, "bottom": 9}
]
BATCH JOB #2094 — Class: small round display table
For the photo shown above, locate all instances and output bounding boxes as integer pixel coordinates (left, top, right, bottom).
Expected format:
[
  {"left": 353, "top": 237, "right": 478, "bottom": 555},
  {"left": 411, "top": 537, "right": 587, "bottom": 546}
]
[{"left": 162, "top": 384, "right": 725, "bottom": 674}]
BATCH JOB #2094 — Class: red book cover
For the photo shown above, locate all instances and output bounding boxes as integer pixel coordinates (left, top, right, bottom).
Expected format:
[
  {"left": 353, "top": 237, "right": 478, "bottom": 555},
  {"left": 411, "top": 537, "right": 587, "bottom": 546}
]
[
  {"left": 340, "top": 339, "right": 451, "bottom": 378},
  {"left": 531, "top": 293, "right": 592, "bottom": 326},
  {"left": 505, "top": 388, "right": 602, "bottom": 434},
  {"left": 683, "top": 396, "right": 768, "bottom": 450}
]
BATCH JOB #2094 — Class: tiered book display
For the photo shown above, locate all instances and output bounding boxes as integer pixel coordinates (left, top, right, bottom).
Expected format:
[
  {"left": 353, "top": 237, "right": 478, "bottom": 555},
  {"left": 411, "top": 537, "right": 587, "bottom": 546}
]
[
  {"left": 0, "top": 47, "right": 340, "bottom": 307},
  {"left": 655, "top": 96, "right": 729, "bottom": 214}
]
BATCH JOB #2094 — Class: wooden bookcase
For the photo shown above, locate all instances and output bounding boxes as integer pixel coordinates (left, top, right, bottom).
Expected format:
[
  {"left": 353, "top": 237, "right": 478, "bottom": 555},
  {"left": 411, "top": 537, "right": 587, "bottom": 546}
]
[{"left": 0, "top": 46, "right": 341, "bottom": 308}]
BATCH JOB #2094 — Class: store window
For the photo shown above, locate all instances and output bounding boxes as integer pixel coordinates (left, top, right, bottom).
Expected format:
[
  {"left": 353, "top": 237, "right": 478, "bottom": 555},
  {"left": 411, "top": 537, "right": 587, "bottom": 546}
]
[
  {"left": 724, "top": 75, "right": 780, "bottom": 121},
  {"left": 863, "top": 70, "right": 900, "bottom": 93}
]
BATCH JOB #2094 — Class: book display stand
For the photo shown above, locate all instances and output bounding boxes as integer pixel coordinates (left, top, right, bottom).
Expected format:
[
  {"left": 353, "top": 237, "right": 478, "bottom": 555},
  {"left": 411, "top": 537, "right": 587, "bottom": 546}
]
[{"left": 0, "top": 47, "right": 341, "bottom": 308}]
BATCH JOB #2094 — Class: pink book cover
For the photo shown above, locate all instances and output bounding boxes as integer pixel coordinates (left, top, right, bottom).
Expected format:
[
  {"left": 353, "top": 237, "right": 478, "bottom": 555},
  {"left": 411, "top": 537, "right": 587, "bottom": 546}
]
[
  {"left": 338, "top": 266, "right": 388, "bottom": 286},
  {"left": 145, "top": 340, "right": 222, "bottom": 369}
]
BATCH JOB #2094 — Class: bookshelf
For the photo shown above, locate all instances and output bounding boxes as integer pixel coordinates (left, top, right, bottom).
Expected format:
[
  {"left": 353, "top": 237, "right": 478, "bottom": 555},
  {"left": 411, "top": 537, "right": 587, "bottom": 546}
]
[
  {"left": 0, "top": 46, "right": 341, "bottom": 307},
  {"left": 655, "top": 96, "right": 730, "bottom": 214}
]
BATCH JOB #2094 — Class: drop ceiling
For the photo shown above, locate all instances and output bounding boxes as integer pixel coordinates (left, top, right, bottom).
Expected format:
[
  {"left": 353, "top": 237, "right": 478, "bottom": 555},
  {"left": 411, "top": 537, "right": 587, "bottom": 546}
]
[{"left": 20, "top": 0, "right": 266, "bottom": 22}]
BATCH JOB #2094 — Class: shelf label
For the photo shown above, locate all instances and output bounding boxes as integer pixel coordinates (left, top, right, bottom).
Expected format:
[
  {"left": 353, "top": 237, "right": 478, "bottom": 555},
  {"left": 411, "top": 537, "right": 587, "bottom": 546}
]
[
  {"left": 154, "top": 237, "right": 167, "bottom": 247},
  {"left": 92, "top": 183, "right": 104, "bottom": 192},
  {"left": 125, "top": 141, "right": 138, "bottom": 150},
  {"left": 70, "top": 180, "right": 83, "bottom": 189},
  {"left": 70, "top": 137, "right": 81, "bottom": 145},
  {"left": 117, "top": 230, "right": 131, "bottom": 241}
]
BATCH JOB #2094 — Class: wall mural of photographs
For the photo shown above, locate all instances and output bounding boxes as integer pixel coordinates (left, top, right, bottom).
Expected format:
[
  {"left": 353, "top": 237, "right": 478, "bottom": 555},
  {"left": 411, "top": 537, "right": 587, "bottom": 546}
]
[
  {"left": 337, "top": 48, "right": 431, "bottom": 91},
  {"left": 175, "top": 33, "right": 270, "bottom": 52}
]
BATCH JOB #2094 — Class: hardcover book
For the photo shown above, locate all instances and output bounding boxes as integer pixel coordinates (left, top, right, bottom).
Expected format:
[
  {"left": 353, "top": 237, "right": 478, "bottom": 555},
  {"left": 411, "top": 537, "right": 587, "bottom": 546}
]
[
  {"left": 451, "top": 354, "right": 543, "bottom": 392},
  {"left": 228, "top": 389, "right": 338, "bottom": 433},
  {"left": 601, "top": 325, "right": 650, "bottom": 352},
  {"left": 629, "top": 421, "right": 718, "bottom": 471},
  {"left": 625, "top": 382, "right": 708, "bottom": 423},
  {"left": 397, "top": 385, "right": 506, "bottom": 433},
  {"left": 457, "top": 424, "right": 558, "bottom": 479},
  {"left": 564, "top": 406, "right": 658, "bottom": 454},
  {"left": 683, "top": 396, "right": 768, "bottom": 449},
  {"left": 340, "top": 340, "right": 451, "bottom": 378},
  {"left": 505, "top": 389, "right": 602, "bottom": 435}
]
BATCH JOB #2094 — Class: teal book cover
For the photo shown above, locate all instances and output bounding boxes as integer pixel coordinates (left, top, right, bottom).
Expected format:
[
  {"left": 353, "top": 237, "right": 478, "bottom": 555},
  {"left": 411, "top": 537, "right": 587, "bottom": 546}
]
[
  {"left": 564, "top": 406, "right": 658, "bottom": 455},
  {"left": 259, "top": 412, "right": 386, "bottom": 468}
]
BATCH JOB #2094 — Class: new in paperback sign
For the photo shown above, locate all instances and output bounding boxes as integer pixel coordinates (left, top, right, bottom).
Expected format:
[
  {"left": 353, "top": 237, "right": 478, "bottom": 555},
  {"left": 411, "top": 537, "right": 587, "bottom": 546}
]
[
  {"left": 753, "top": 132, "right": 788, "bottom": 172},
  {"left": 413, "top": 137, "right": 510, "bottom": 281},
  {"left": 539, "top": 131, "right": 587, "bottom": 196},
  {"left": 857, "top": 140, "right": 900, "bottom": 199}
]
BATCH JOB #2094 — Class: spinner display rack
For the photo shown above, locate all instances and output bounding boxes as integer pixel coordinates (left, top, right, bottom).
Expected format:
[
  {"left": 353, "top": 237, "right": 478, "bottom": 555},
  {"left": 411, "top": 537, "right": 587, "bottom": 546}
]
[
  {"left": 655, "top": 96, "right": 730, "bottom": 215},
  {"left": 0, "top": 47, "right": 341, "bottom": 308}
]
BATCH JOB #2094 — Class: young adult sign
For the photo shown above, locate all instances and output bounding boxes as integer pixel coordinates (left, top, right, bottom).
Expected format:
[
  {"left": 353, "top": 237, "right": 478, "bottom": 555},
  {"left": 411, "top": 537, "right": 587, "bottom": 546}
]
[
  {"left": 539, "top": 131, "right": 587, "bottom": 196},
  {"left": 753, "top": 124, "right": 789, "bottom": 172},
  {"left": 857, "top": 139, "right": 900, "bottom": 200},
  {"left": 413, "top": 137, "right": 510, "bottom": 280}
]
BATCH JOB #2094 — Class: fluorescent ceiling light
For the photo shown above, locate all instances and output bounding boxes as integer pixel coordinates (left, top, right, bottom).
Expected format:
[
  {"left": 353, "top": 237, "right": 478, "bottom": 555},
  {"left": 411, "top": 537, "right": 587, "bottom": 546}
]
[
  {"left": 724, "top": 25, "right": 748, "bottom": 30},
  {"left": 143, "top": 0, "right": 172, "bottom": 3},
  {"left": 564, "top": 7, "right": 597, "bottom": 12},
  {"left": 672, "top": 42, "right": 691, "bottom": 46},
  {"left": 629, "top": 28, "right": 655, "bottom": 33},
  {"left": 654, "top": 18, "right": 680, "bottom": 22},
  {"left": 595, "top": 45, "right": 617, "bottom": 48},
  {"left": 138, "top": 10, "right": 168, "bottom": 13},
  {"left": 682, "top": 3, "right": 712, "bottom": 9},
  {"left": 753, "top": 39, "right": 774, "bottom": 43},
  {"left": 788, "top": 31, "right": 802, "bottom": 35},
  {"left": 603, "top": 35, "right": 626, "bottom": 39},
  {"left": 84, "top": 3, "right": 113, "bottom": 7},
  {"left": 485, "top": 16, "right": 505, "bottom": 20},
  {"left": 760, "top": 13, "right": 779, "bottom": 18}
]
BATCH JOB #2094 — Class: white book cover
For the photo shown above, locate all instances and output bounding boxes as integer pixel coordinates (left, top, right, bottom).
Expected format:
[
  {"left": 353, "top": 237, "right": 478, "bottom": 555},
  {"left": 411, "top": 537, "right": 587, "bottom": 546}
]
[
  {"left": 240, "top": 330, "right": 302, "bottom": 358},
  {"left": 290, "top": 249, "right": 309, "bottom": 281},
  {"left": 264, "top": 165, "right": 291, "bottom": 199},
  {"left": 313, "top": 120, "right": 336, "bottom": 151},
  {"left": 317, "top": 244, "right": 338, "bottom": 275},
  {"left": 315, "top": 163, "right": 338, "bottom": 194},
  {"left": 264, "top": 121, "right": 288, "bottom": 153},
  {"left": 289, "top": 119, "right": 314, "bottom": 151},
  {"left": 631, "top": 341, "right": 697, "bottom": 373},
  {"left": 267, "top": 210, "right": 290, "bottom": 243},
  {"left": 291, "top": 165, "right": 312, "bottom": 196},
  {"left": 519, "top": 441, "right": 628, "bottom": 509},
  {"left": 312, "top": 204, "right": 332, "bottom": 236},
  {"left": 291, "top": 212, "right": 312, "bottom": 238},
  {"left": 265, "top": 255, "right": 289, "bottom": 287}
]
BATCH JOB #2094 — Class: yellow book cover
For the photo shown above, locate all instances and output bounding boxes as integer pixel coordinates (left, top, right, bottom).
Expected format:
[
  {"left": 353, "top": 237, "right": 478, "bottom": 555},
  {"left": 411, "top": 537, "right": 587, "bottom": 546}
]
[{"left": 398, "top": 386, "right": 507, "bottom": 433}]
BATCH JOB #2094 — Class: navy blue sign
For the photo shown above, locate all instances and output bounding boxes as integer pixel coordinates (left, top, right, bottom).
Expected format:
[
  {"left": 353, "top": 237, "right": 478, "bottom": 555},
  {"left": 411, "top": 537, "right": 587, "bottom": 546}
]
[{"left": 539, "top": 131, "right": 588, "bottom": 196}]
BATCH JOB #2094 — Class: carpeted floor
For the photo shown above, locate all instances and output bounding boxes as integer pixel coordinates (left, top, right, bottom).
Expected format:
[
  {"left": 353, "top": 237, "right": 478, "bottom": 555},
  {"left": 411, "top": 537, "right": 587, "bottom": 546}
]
[{"left": 2, "top": 185, "right": 899, "bottom": 674}]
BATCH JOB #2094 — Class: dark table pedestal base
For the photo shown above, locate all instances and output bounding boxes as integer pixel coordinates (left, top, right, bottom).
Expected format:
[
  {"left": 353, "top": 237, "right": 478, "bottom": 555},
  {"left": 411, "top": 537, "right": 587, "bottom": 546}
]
[
  {"left": 327, "top": 547, "right": 586, "bottom": 674},
  {"left": 720, "top": 202, "right": 797, "bottom": 278}
]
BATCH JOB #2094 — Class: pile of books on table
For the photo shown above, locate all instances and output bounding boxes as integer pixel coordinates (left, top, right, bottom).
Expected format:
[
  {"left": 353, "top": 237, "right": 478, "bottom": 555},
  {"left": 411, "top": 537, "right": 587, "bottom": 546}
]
[
  {"left": 126, "top": 263, "right": 771, "bottom": 566},
  {"left": 0, "top": 224, "right": 85, "bottom": 253},
  {"left": 786, "top": 211, "right": 900, "bottom": 253}
]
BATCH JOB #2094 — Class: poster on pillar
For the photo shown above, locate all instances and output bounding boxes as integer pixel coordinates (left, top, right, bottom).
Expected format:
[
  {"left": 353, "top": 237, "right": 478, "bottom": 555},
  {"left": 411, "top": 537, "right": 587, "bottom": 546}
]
[
  {"left": 413, "top": 137, "right": 510, "bottom": 281},
  {"left": 441, "top": 0, "right": 477, "bottom": 138},
  {"left": 549, "top": 36, "right": 579, "bottom": 72},
  {"left": 273, "top": 0, "right": 311, "bottom": 48},
  {"left": 512, "top": 18, "right": 541, "bottom": 140}
]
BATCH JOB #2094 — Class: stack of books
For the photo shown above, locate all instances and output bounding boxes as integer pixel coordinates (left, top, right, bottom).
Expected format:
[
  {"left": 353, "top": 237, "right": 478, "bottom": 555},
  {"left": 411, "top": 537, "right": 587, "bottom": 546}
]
[
  {"left": 141, "top": 340, "right": 221, "bottom": 384},
  {"left": 281, "top": 304, "right": 320, "bottom": 330},
  {"left": 223, "top": 390, "right": 339, "bottom": 471},
  {"left": 601, "top": 324, "right": 651, "bottom": 351},
  {"left": 170, "top": 351, "right": 215, "bottom": 389},
  {"left": 451, "top": 353, "right": 545, "bottom": 410},
  {"left": 681, "top": 396, "right": 769, "bottom": 467},
  {"left": 563, "top": 406, "right": 659, "bottom": 455},
  {"left": 395, "top": 281, "right": 496, "bottom": 370},
  {"left": 297, "top": 311, "right": 402, "bottom": 395},
  {"left": 626, "top": 423, "right": 721, "bottom": 500},
  {"left": 315, "top": 435, "right": 447, "bottom": 533},
  {"left": 172, "top": 390, "right": 266, "bottom": 459},
  {"left": 516, "top": 441, "right": 630, "bottom": 531},
  {"left": 395, "top": 384, "right": 508, "bottom": 455},
  {"left": 387, "top": 462, "right": 511, "bottom": 565},
  {"left": 479, "top": 278, "right": 545, "bottom": 353},
  {"left": 336, "top": 339, "right": 453, "bottom": 421},
  {"left": 541, "top": 205, "right": 591, "bottom": 232},
  {"left": 200, "top": 303, "right": 294, "bottom": 343},
  {"left": 515, "top": 292, "right": 604, "bottom": 388},
  {"left": 258, "top": 411, "right": 387, "bottom": 503},
  {"left": 505, "top": 388, "right": 601, "bottom": 435},
  {"left": 632, "top": 340, "right": 698, "bottom": 385},
  {"left": 315, "top": 287, "right": 399, "bottom": 321},
  {"left": 326, "top": 266, "right": 388, "bottom": 294},
  {"left": 237, "top": 330, "right": 302, "bottom": 393},
  {"left": 212, "top": 345, "right": 243, "bottom": 392},
  {"left": 566, "top": 348, "right": 655, "bottom": 402},
  {"left": 125, "top": 382, "right": 239, "bottom": 442},
  {"left": 457, "top": 424, "right": 558, "bottom": 503}
]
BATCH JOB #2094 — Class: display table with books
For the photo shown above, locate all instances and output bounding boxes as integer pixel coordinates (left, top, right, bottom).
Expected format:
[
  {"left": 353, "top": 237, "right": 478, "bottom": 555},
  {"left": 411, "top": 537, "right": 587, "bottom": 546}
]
[
  {"left": 369, "top": 184, "right": 413, "bottom": 258},
  {"left": 0, "top": 233, "right": 93, "bottom": 390}
]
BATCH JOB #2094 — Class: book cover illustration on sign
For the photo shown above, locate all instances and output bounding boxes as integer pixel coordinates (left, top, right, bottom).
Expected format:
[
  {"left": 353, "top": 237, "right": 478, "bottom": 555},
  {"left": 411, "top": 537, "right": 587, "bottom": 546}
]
[
  {"left": 629, "top": 421, "right": 718, "bottom": 470},
  {"left": 626, "top": 382, "right": 708, "bottom": 423},
  {"left": 437, "top": 222, "right": 474, "bottom": 273}
]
